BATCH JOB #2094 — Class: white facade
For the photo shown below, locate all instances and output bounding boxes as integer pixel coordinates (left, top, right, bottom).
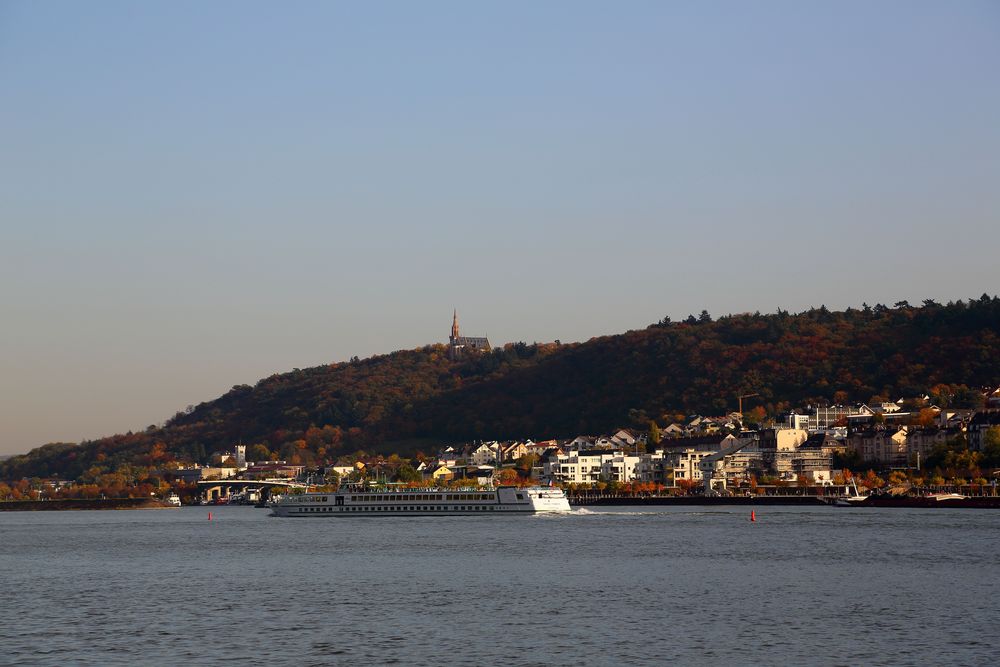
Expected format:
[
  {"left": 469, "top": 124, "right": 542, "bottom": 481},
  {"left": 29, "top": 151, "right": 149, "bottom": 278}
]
[
  {"left": 544, "top": 450, "right": 641, "bottom": 484},
  {"left": 469, "top": 443, "right": 499, "bottom": 466}
]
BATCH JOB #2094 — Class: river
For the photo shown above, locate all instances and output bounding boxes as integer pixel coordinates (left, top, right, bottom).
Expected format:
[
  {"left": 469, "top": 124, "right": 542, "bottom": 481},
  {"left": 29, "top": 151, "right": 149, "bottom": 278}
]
[{"left": 1, "top": 505, "right": 996, "bottom": 666}]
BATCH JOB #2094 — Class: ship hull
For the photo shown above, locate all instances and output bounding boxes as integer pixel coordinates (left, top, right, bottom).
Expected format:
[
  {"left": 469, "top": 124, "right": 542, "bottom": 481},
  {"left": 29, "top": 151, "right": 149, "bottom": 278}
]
[{"left": 270, "top": 485, "right": 570, "bottom": 517}]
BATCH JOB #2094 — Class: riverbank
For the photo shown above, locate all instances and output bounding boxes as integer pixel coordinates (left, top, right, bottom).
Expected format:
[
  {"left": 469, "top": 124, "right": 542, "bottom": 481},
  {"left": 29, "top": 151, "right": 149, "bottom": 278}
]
[
  {"left": 570, "top": 493, "right": 1000, "bottom": 508},
  {"left": 0, "top": 498, "right": 177, "bottom": 511},
  {"left": 570, "top": 494, "right": 829, "bottom": 506},
  {"left": 860, "top": 495, "right": 1000, "bottom": 508}
]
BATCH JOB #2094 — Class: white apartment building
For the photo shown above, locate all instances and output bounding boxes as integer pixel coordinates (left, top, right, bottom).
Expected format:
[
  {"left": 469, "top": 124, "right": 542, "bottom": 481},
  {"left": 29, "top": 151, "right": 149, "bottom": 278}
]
[{"left": 543, "top": 450, "right": 641, "bottom": 484}]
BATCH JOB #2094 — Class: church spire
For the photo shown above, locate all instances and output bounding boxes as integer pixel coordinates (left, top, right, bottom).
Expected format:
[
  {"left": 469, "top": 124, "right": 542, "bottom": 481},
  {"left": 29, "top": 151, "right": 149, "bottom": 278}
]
[{"left": 451, "top": 309, "right": 460, "bottom": 340}]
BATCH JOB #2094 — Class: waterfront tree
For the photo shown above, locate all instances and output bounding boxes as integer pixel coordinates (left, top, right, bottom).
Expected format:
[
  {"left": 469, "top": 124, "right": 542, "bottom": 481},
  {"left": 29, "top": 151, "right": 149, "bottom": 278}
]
[{"left": 648, "top": 421, "right": 661, "bottom": 447}]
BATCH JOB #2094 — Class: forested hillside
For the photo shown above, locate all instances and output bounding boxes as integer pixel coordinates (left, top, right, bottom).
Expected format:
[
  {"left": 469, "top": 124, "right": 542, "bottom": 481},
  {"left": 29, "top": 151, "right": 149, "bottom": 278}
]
[{"left": 3, "top": 296, "right": 999, "bottom": 481}]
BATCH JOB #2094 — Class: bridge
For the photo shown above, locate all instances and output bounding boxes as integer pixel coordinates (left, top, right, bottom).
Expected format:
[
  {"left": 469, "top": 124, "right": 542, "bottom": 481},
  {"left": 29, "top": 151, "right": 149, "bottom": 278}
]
[{"left": 196, "top": 478, "right": 310, "bottom": 501}]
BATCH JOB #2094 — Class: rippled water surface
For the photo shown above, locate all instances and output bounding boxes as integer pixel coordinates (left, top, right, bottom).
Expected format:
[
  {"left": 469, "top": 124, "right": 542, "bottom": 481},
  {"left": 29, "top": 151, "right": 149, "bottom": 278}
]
[{"left": 2, "top": 505, "right": 998, "bottom": 666}]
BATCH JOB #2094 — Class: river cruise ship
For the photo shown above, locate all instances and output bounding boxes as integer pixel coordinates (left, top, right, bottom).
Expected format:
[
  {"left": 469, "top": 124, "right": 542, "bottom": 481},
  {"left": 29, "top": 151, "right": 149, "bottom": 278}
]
[{"left": 270, "top": 485, "right": 570, "bottom": 517}]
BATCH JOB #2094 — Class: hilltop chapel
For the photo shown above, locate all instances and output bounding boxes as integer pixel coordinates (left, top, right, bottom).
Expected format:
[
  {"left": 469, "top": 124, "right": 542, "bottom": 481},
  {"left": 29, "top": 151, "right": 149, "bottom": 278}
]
[{"left": 448, "top": 310, "right": 490, "bottom": 360}]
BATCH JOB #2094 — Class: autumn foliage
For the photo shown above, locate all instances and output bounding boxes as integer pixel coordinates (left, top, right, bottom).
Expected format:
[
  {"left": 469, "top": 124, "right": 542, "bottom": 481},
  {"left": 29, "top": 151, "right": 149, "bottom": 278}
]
[{"left": 2, "top": 296, "right": 999, "bottom": 482}]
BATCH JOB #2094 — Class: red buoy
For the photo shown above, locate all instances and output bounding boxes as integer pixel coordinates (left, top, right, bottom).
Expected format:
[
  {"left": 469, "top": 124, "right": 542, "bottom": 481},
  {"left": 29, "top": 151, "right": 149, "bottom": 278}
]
[
  {"left": 750, "top": 510, "right": 756, "bottom": 522},
  {"left": 208, "top": 511, "right": 213, "bottom": 521}
]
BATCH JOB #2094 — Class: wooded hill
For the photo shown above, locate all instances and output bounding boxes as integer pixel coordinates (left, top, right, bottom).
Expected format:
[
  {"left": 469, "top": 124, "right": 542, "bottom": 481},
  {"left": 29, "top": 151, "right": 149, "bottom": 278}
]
[{"left": 4, "top": 296, "right": 999, "bottom": 481}]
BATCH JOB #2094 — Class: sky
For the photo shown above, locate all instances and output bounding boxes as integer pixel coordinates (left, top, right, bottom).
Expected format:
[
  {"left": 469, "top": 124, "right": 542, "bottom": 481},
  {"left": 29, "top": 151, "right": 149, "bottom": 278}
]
[{"left": 1, "top": 1, "right": 998, "bottom": 455}]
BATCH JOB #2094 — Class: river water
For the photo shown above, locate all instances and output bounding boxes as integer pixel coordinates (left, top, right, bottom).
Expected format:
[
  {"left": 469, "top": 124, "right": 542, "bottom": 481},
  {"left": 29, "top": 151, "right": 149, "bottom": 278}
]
[{"left": 1, "top": 505, "right": 997, "bottom": 666}]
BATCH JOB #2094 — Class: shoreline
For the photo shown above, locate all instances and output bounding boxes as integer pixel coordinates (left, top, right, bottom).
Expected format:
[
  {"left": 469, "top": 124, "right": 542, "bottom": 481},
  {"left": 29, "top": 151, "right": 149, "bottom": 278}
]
[
  {"left": 0, "top": 498, "right": 177, "bottom": 512},
  {"left": 570, "top": 494, "right": 1000, "bottom": 508}
]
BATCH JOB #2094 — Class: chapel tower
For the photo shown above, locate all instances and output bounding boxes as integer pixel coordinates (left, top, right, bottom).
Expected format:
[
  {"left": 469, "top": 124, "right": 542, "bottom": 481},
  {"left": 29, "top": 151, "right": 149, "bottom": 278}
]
[{"left": 448, "top": 310, "right": 489, "bottom": 360}]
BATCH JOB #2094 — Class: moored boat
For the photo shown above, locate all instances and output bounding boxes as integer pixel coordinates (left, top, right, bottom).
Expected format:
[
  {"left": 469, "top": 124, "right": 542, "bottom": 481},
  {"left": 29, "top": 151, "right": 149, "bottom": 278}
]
[
  {"left": 926, "top": 492, "right": 968, "bottom": 501},
  {"left": 830, "top": 479, "right": 869, "bottom": 507}
]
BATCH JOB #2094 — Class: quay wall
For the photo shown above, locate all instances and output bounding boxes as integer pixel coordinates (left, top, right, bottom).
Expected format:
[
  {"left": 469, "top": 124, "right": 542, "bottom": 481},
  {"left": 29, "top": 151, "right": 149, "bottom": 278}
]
[
  {"left": 570, "top": 495, "right": 828, "bottom": 506},
  {"left": 0, "top": 498, "right": 175, "bottom": 511}
]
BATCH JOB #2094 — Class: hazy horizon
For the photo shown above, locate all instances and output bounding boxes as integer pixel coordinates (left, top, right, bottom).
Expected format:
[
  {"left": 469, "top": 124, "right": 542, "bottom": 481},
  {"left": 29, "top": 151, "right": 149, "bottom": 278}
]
[{"left": 2, "top": 1, "right": 999, "bottom": 455}]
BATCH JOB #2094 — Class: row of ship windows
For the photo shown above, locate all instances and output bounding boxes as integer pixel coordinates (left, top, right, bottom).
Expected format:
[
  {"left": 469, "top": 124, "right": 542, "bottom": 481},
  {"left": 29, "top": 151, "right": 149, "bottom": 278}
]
[
  {"left": 348, "top": 493, "right": 502, "bottom": 502},
  {"left": 298, "top": 506, "right": 500, "bottom": 513}
]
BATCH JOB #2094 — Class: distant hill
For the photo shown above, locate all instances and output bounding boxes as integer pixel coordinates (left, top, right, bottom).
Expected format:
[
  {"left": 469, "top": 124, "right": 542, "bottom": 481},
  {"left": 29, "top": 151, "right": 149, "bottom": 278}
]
[{"left": 3, "top": 296, "right": 999, "bottom": 481}]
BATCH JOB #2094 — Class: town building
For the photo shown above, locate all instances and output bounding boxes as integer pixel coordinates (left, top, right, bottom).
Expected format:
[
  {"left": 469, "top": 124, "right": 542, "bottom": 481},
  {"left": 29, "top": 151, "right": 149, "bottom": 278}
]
[
  {"left": 968, "top": 410, "right": 1000, "bottom": 452},
  {"left": 502, "top": 441, "right": 529, "bottom": 462},
  {"left": 171, "top": 464, "right": 238, "bottom": 482},
  {"left": 787, "top": 405, "right": 872, "bottom": 431},
  {"left": 468, "top": 442, "right": 500, "bottom": 466},
  {"left": 543, "top": 450, "right": 642, "bottom": 485},
  {"left": 848, "top": 427, "right": 909, "bottom": 466}
]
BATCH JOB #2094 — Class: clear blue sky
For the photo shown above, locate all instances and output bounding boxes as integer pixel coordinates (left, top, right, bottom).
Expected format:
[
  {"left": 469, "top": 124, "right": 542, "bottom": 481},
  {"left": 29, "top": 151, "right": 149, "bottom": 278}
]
[{"left": 1, "top": 1, "right": 998, "bottom": 454}]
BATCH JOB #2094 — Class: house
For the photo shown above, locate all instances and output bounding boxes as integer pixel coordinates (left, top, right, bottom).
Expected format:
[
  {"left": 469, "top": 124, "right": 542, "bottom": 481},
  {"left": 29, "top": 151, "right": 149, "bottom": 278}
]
[
  {"left": 502, "top": 441, "right": 528, "bottom": 462},
  {"left": 938, "top": 410, "right": 973, "bottom": 429},
  {"left": 662, "top": 423, "right": 685, "bottom": 437},
  {"left": 905, "top": 427, "right": 956, "bottom": 461},
  {"left": 326, "top": 465, "right": 356, "bottom": 478},
  {"left": 565, "top": 436, "right": 596, "bottom": 451},
  {"left": 468, "top": 442, "right": 500, "bottom": 466},
  {"left": 592, "top": 436, "right": 619, "bottom": 449},
  {"left": 968, "top": 410, "right": 1000, "bottom": 452},
  {"left": 453, "top": 466, "right": 496, "bottom": 485},
  {"left": 526, "top": 440, "right": 558, "bottom": 456},
  {"left": 426, "top": 465, "right": 454, "bottom": 483},
  {"left": 611, "top": 429, "right": 640, "bottom": 447},
  {"left": 848, "top": 427, "right": 909, "bottom": 465}
]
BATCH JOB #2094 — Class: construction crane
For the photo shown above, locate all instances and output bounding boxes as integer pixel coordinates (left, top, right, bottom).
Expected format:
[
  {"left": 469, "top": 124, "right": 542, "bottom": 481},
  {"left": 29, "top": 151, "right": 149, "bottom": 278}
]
[{"left": 737, "top": 392, "right": 760, "bottom": 416}]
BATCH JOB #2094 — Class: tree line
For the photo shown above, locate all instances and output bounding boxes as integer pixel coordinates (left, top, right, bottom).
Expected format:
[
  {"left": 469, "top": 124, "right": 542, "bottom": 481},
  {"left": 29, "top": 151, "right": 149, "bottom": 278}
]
[{"left": 2, "top": 295, "right": 998, "bottom": 483}]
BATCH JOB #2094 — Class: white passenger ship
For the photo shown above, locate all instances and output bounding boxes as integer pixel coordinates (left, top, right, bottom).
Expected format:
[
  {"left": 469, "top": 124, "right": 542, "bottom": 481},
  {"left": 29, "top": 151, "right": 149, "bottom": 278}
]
[{"left": 270, "top": 485, "right": 570, "bottom": 517}]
